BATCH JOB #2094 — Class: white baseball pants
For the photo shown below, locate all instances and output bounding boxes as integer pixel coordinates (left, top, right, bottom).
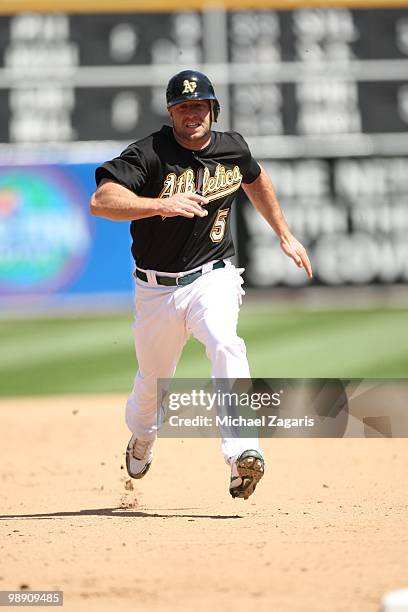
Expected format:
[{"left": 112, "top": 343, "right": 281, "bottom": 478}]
[{"left": 125, "top": 261, "right": 261, "bottom": 462}]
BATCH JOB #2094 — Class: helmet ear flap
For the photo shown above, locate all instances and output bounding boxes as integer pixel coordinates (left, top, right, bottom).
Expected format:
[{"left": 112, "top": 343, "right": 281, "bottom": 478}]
[{"left": 211, "top": 100, "right": 220, "bottom": 123}]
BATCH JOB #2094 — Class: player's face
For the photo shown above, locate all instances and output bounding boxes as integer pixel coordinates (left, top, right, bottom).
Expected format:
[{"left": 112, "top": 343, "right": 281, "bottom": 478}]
[{"left": 168, "top": 100, "right": 212, "bottom": 150}]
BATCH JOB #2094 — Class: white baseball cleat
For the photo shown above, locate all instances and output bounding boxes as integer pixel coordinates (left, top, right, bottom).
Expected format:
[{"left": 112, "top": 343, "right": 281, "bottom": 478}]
[
  {"left": 126, "top": 435, "right": 155, "bottom": 479},
  {"left": 229, "top": 449, "right": 265, "bottom": 500}
]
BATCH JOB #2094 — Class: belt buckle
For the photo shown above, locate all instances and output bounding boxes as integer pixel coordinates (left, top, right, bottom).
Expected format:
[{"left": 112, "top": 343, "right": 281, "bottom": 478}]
[{"left": 175, "top": 275, "right": 181, "bottom": 286}]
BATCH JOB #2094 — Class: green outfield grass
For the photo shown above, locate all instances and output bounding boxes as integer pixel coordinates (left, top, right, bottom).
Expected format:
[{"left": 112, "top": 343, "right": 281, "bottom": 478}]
[{"left": 0, "top": 306, "right": 407, "bottom": 396}]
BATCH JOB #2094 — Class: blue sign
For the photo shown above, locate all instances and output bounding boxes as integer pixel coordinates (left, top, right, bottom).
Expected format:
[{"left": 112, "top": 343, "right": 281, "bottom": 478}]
[{"left": 0, "top": 164, "right": 133, "bottom": 298}]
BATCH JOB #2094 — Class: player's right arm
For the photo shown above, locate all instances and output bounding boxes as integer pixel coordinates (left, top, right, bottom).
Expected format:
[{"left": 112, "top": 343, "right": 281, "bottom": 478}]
[{"left": 90, "top": 179, "right": 208, "bottom": 221}]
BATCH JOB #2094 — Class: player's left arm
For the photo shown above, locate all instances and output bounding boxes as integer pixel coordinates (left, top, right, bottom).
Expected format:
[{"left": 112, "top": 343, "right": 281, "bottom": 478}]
[{"left": 242, "top": 163, "right": 313, "bottom": 279}]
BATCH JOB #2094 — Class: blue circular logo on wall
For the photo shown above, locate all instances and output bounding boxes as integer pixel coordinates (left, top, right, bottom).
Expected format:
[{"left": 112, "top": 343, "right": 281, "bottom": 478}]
[{"left": 0, "top": 167, "right": 91, "bottom": 293}]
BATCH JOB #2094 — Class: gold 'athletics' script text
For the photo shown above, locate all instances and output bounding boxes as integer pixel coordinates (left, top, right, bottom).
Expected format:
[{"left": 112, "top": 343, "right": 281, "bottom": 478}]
[{"left": 159, "top": 164, "right": 243, "bottom": 203}]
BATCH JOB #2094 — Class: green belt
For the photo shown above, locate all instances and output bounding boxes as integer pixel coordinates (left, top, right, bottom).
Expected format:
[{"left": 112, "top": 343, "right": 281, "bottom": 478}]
[{"left": 135, "top": 260, "right": 226, "bottom": 287}]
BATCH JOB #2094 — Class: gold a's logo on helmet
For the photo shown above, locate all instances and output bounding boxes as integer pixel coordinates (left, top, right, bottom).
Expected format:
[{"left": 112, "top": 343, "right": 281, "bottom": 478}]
[{"left": 182, "top": 80, "right": 197, "bottom": 94}]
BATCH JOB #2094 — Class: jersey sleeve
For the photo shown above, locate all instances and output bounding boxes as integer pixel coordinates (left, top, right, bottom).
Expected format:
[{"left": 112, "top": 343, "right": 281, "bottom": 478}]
[
  {"left": 95, "top": 145, "right": 148, "bottom": 193},
  {"left": 230, "top": 132, "right": 261, "bottom": 184}
]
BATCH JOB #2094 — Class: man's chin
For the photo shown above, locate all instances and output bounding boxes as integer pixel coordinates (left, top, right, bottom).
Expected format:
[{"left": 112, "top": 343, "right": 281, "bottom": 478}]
[
  {"left": 184, "top": 130, "right": 205, "bottom": 140},
  {"left": 173, "top": 127, "right": 211, "bottom": 148}
]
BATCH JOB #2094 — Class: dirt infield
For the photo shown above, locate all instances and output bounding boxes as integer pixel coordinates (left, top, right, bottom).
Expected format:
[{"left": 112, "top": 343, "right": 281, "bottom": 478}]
[{"left": 1, "top": 395, "right": 407, "bottom": 612}]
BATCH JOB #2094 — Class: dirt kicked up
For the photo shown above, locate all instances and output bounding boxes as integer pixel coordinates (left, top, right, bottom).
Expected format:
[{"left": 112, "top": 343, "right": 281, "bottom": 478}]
[{"left": 1, "top": 395, "right": 407, "bottom": 612}]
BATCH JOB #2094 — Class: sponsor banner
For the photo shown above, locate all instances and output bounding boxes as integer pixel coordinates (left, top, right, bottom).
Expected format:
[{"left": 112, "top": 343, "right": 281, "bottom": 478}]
[
  {"left": 156, "top": 378, "right": 408, "bottom": 437},
  {"left": 0, "top": 164, "right": 133, "bottom": 298}
]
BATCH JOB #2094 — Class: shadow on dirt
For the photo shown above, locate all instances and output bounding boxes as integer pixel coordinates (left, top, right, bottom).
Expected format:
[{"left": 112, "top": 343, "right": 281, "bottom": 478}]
[{"left": 0, "top": 508, "right": 242, "bottom": 520}]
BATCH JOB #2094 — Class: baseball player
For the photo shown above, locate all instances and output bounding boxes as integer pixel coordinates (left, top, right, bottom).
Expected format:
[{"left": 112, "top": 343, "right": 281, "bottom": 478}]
[{"left": 91, "top": 70, "right": 312, "bottom": 500}]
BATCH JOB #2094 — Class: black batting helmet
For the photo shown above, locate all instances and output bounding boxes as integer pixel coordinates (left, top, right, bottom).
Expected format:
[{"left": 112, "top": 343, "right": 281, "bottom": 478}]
[{"left": 166, "top": 70, "right": 220, "bottom": 122}]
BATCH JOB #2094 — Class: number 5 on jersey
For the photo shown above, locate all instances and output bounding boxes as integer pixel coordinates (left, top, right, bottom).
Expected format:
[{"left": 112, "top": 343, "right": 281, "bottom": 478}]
[{"left": 210, "top": 208, "right": 229, "bottom": 243}]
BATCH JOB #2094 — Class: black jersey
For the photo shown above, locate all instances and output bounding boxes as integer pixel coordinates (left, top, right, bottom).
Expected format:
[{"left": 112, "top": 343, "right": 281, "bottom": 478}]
[{"left": 95, "top": 125, "right": 261, "bottom": 272}]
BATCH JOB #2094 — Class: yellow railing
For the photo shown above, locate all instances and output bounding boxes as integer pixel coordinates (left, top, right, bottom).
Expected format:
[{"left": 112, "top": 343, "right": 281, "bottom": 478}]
[{"left": 1, "top": 0, "right": 408, "bottom": 15}]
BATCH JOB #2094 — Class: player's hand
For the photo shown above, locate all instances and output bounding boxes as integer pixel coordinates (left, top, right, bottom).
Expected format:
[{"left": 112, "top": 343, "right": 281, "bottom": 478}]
[
  {"left": 157, "top": 193, "right": 209, "bottom": 218},
  {"left": 279, "top": 233, "right": 313, "bottom": 279}
]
